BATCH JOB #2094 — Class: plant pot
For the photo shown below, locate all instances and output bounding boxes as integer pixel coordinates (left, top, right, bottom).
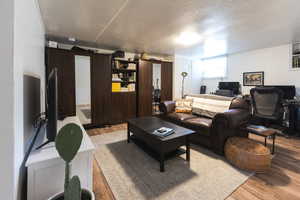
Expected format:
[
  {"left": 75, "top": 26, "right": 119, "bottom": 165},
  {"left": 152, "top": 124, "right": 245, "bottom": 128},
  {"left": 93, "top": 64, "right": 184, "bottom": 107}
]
[{"left": 48, "top": 188, "right": 95, "bottom": 200}]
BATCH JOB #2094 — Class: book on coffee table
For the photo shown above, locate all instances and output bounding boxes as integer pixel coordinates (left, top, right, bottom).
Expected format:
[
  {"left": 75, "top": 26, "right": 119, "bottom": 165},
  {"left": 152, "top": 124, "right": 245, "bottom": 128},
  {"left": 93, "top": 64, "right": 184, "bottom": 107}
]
[{"left": 152, "top": 127, "right": 174, "bottom": 138}]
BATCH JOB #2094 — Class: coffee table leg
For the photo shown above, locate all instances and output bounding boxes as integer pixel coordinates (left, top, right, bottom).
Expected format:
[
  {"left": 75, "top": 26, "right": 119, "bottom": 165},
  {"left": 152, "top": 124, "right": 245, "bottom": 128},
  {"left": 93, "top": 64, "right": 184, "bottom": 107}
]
[
  {"left": 272, "top": 134, "right": 276, "bottom": 154},
  {"left": 127, "top": 126, "right": 130, "bottom": 143},
  {"left": 160, "top": 153, "right": 165, "bottom": 172},
  {"left": 264, "top": 137, "right": 267, "bottom": 146},
  {"left": 186, "top": 137, "right": 190, "bottom": 162}
]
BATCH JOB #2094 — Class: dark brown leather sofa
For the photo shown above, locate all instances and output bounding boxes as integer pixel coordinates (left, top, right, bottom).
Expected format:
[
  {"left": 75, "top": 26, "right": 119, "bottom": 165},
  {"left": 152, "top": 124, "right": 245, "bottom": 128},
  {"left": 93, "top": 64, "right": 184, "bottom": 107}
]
[{"left": 159, "top": 97, "right": 250, "bottom": 155}]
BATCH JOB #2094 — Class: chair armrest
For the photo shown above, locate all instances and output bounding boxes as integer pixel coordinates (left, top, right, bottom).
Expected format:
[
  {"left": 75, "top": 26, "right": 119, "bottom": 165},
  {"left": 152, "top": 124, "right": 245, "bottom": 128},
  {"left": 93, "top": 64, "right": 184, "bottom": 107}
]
[
  {"left": 213, "top": 109, "right": 250, "bottom": 129},
  {"left": 159, "top": 101, "right": 176, "bottom": 114}
]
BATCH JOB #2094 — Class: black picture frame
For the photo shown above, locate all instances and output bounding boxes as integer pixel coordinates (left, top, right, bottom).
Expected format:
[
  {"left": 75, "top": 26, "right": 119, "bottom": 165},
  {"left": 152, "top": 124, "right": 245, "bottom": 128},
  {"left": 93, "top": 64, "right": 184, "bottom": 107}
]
[{"left": 243, "top": 71, "right": 264, "bottom": 86}]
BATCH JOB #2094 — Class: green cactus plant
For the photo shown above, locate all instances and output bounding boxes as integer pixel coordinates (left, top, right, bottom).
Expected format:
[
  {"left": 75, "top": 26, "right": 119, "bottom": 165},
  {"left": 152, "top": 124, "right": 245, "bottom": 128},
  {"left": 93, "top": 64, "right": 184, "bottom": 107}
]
[{"left": 55, "top": 123, "right": 83, "bottom": 200}]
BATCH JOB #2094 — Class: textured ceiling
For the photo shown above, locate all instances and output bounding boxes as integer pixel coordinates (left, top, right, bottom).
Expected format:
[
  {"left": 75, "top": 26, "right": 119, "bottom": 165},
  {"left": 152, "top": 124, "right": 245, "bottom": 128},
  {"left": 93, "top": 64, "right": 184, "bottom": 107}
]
[{"left": 38, "top": 0, "right": 300, "bottom": 57}]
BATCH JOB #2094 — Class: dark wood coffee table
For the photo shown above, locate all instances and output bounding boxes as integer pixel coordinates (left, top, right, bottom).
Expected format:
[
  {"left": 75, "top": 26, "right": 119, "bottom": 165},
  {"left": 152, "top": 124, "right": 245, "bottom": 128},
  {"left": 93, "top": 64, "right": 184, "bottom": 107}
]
[{"left": 127, "top": 117, "right": 195, "bottom": 172}]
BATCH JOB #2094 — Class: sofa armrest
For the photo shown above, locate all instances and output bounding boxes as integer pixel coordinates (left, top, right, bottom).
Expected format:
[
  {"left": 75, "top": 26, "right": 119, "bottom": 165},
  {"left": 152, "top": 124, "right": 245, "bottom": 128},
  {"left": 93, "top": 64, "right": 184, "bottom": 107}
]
[
  {"left": 159, "top": 101, "right": 176, "bottom": 114},
  {"left": 213, "top": 109, "right": 250, "bottom": 129},
  {"left": 211, "top": 109, "right": 250, "bottom": 155}
]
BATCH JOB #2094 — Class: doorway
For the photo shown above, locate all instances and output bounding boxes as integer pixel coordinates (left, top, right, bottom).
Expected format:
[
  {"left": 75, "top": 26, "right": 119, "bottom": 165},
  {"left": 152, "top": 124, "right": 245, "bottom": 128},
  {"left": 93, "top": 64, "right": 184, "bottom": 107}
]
[{"left": 75, "top": 55, "right": 92, "bottom": 125}]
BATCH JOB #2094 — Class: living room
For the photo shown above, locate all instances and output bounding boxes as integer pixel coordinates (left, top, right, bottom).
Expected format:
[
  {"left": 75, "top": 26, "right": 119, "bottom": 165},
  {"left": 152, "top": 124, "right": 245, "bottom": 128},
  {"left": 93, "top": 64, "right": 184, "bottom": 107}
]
[{"left": 1, "top": 0, "right": 300, "bottom": 200}]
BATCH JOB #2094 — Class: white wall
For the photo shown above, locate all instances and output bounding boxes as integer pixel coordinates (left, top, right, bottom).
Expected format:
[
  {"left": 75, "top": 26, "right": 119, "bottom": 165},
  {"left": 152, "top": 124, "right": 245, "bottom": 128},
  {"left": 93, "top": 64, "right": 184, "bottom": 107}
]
[
  {"left": 13, "top": 0, "right": 45, "bottom": 199},
  {"left": 197, "top": 44, "right": 300, "bottom": 95},
  {"left": 75, "top": 56, "right": 91, "bottom": 105},
  {"left": 173, "top": 55, "right": 202, "bottom": 99},
  {"left": 0, "top": 0, "right": 15, "bottom": 199}
]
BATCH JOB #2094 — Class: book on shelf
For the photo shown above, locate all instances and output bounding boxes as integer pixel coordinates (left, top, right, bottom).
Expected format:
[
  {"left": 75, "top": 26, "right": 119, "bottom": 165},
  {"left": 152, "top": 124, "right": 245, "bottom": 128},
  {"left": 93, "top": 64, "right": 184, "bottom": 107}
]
[
  {"left": 128, "top": 83, "right": 135, "bottom": 91},
  {"left": 152, "top": 127, "right": 174, "bottom": 138},
  {"left": 112, "top": 82, "right": 121, "bottom": 92},
  {"left": 120, "top": 87, "right": 129, "bottom": 92},
  {"left": 127, "top": 63, "right": 136, "bottom": 70},
  {"left": 129, "top": 72, "right": 136, "bottom": 82}
]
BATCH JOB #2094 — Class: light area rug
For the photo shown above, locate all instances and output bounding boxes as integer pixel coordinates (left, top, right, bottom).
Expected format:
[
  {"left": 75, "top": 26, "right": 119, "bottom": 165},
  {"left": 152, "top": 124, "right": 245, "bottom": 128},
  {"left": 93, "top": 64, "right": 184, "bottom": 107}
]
[{"left": 91, "top": 130, "right": 253, "bottom": 200}]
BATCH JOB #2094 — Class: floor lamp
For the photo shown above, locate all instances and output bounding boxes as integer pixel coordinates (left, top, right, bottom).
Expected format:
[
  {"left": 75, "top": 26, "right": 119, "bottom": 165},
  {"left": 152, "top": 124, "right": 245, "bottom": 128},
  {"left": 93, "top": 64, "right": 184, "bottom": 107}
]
[{"left": 181, "top": 72, "right": 188, "bottom": 98}]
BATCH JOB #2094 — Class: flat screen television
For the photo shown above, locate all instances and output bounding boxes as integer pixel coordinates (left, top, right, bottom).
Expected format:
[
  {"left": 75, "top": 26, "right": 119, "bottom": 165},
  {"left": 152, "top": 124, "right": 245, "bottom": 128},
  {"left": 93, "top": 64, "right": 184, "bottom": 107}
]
[
  {"left": 46, "top": 68, "right": 58, "bottom": 142},
  {"left": 23, "top": 75, "right": 42, "bottom": 153},
  {"left": 218, "top": 82, "right": 240, "bottom": 95},
  {"left": 37, "top": 68, "right": 58, "bottom": 149}
]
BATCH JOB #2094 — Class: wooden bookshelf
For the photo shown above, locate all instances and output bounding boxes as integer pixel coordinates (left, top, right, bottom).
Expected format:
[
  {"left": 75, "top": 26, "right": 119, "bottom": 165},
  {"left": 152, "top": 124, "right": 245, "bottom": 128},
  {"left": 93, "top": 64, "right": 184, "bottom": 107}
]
[{"left": 111, "top": 58, "right": 138, "bottom": 93}]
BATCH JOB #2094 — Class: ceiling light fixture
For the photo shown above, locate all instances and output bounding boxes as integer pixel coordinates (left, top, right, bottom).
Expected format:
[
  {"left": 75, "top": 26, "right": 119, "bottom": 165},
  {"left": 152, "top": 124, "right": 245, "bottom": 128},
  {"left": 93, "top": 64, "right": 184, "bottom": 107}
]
[{"left": 175, "top": 31, "right": 202, "bottom": 46}]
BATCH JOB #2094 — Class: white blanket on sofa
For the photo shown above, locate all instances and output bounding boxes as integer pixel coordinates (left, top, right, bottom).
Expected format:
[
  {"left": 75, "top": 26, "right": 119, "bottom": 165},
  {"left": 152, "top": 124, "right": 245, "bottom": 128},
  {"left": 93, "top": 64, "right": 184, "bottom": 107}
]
[{"left": 185, "top": 94, "right": 233, "bottom": 118}]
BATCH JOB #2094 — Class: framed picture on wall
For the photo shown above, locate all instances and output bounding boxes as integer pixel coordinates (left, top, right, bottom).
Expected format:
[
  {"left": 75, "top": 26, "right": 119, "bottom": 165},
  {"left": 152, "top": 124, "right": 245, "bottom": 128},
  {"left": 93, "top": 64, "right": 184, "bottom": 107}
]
[{"left": 243, "top": 71, "right": 264, "bottom": 86}]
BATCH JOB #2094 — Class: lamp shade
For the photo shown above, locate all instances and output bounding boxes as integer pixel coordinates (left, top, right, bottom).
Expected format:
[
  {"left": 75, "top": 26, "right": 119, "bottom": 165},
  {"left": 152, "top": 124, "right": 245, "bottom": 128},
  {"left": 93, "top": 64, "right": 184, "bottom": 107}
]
[{"left": 181, "top": 72, "right": 188, "bottom": 77}]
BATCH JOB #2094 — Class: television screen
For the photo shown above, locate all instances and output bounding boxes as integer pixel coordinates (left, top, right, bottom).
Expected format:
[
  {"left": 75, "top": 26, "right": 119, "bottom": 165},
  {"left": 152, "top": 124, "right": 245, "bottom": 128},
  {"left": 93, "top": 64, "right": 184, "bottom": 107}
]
[
  {"left": 218, "top": 82, "right": 240, "bottom": 95},
  {"left": 46, "top": 68, "right": 58, "bottom": 142},
  {"left": 23, "top": 75, "right": 44, "bottom": 154}
]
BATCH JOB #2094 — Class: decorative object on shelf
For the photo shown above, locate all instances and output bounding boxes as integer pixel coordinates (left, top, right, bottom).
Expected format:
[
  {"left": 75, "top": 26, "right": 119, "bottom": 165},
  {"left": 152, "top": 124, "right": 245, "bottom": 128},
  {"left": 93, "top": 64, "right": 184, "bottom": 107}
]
[
  {"left": 48, "top": 41, "right": 58, "bottom": 48},
  {"left": 112, "top": 50, "right": 125, "bottom": 58},
  {"left": 48, "top": 123, "right": 94, "bottom": 200},
  {"left": 243, "top": 71, "right": 264, "bottom": 86},
  {"left": 181, "top": 72, "right": 188, "bottom": 98},
  {"left": 292, "top": 42, "right": 300, "bottom": 69},
  {"left": 141, "top": 52, "right": 173, "bottom": 62},
  {"left": 71, "top": 46, "right": 95, "bottom": 54}
]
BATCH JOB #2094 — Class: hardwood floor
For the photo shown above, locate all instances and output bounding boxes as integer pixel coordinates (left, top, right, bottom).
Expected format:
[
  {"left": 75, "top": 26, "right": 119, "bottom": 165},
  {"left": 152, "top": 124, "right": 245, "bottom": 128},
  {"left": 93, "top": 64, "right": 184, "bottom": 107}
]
[{"left": 88, "top": 125, "right": 300, "bottom": 200}]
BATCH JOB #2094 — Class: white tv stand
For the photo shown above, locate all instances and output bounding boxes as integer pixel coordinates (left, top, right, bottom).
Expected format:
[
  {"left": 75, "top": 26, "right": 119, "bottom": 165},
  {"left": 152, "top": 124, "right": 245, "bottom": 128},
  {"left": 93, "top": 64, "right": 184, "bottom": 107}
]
[{"left": 26, "top": 116, "right": 95, "bottom": 200}]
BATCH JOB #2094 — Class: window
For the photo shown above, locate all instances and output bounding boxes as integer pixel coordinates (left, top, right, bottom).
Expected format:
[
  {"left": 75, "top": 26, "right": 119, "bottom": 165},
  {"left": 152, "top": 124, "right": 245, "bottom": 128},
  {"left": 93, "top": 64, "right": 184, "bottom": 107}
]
[{"left": 200, "top": 56, "right": 227, "bottom": 78}]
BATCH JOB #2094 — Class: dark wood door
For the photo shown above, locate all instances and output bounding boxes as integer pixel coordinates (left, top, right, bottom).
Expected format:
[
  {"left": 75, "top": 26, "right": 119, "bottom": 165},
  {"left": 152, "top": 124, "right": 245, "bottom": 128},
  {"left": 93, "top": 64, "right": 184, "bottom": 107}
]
[
  {"left": 91, "top": 53, "right": 112, "bottom": 125},
  {"left": 111, "top": 92, "right": 136, "bottom": 124},
  {"left": 46, "top": 48, "right": 76, "bottom": 118},
  {"left": 138, "top": 60, "right": 153, "bottom": 117},
  {"left": 161, "top": 62, "right": 173, "bottom": 101}
]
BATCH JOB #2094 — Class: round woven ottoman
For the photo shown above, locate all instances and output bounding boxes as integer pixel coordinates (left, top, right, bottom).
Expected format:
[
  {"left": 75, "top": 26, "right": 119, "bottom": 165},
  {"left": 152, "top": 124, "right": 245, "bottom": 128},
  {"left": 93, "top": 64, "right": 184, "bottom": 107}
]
[{"left": 225, "top": 137, "right": 271, "bottom": 173}]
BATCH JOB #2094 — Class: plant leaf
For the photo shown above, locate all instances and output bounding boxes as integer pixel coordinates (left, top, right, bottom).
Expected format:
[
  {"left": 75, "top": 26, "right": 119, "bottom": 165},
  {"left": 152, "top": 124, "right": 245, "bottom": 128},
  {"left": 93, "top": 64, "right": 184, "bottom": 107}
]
[
  {"left": 55, "top": 123, "right": 83, "bottom": 162},
  {"left": 65, "top": 176, "right": 81, "bottom": 200}
]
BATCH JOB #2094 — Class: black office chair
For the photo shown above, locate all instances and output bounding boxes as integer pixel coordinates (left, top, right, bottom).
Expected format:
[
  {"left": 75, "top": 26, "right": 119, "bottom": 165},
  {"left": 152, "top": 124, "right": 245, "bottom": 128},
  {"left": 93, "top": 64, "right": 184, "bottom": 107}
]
[
  {"left": 250, "top": 87, "right": 284, "bottom": 123},
  {"left": 246, "top": 87, "right": 285, "bottom": 153}
]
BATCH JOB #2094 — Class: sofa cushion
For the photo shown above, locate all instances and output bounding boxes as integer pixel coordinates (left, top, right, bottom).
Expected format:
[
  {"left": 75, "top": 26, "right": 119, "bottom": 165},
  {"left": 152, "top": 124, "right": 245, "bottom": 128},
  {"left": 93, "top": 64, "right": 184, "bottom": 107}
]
[
  {"left": 183, "top": 117, "right": 212, "bottom": 136},
  {"left": 184, "top": 117, "right": 212, "bottom": 128},
  {"left": 167, "top": 112, "right": 197, "bottom": 121}
]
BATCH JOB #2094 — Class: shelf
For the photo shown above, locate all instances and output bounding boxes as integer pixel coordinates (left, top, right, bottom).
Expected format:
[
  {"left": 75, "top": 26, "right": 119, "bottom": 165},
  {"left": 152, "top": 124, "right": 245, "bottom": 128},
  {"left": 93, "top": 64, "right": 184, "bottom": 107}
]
[
  {"left": 113, "top": 58, "right": 138, "bottom": 64},
  {"left": 112, "top": 91, "right": 136, "bottom": 93},
  {"left": 112, "top": 68, "right": 136, "bottom": 73},
  {"left": 112, "top": 80, "right": 136, "bottom": 83},
  {"left": 292, "top": 54, "right": 300, "bottom": 57}
]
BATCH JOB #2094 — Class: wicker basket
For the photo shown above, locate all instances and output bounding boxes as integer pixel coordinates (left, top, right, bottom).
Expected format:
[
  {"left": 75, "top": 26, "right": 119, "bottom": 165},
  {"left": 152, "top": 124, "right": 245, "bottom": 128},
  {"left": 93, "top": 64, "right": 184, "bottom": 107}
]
[{"left": 225, "top": 137, "right": 271, "bottom": 173}]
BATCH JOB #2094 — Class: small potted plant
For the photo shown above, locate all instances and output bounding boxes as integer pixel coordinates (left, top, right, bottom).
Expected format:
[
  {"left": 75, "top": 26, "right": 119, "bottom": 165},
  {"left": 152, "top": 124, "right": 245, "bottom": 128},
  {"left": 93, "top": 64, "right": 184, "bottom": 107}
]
[{"left": 48, "top": 123, "right": 94, "bottom": 200}]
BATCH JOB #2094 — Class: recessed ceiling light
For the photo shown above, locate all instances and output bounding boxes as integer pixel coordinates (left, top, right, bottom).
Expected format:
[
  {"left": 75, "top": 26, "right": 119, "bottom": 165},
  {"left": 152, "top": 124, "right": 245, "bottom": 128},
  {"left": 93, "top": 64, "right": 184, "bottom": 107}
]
[{"left": 175, "top": 31, "right": 202, "bottom": 46}]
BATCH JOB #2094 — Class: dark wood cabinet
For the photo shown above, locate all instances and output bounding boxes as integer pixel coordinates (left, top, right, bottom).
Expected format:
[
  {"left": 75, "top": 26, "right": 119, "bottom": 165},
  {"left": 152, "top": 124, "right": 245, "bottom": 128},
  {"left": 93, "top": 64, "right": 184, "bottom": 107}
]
[
  {"left": 138, "top": 60, "right": 153, "bottom": 117},
  {"left": 161, "top": 62, "right": 173, "bottom": 101},
  {"left": 46, "top": 48, "right": 76, "bottom": 118},
  {"left": 111, "top": 92, "right": 136, "bottom": 124},
  {"left": 46, "top": 47, "right": 173, "bottom": 125},
  {"left": 91, "top": 54, "right": 112, "bottom": 125}
]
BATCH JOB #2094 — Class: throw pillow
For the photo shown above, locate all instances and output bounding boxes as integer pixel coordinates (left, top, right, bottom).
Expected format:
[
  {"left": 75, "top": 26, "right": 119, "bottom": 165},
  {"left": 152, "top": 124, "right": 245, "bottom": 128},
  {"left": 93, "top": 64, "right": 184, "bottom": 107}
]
[{"left": 175, "top": 99, "right": 193, "bottom": 113}]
